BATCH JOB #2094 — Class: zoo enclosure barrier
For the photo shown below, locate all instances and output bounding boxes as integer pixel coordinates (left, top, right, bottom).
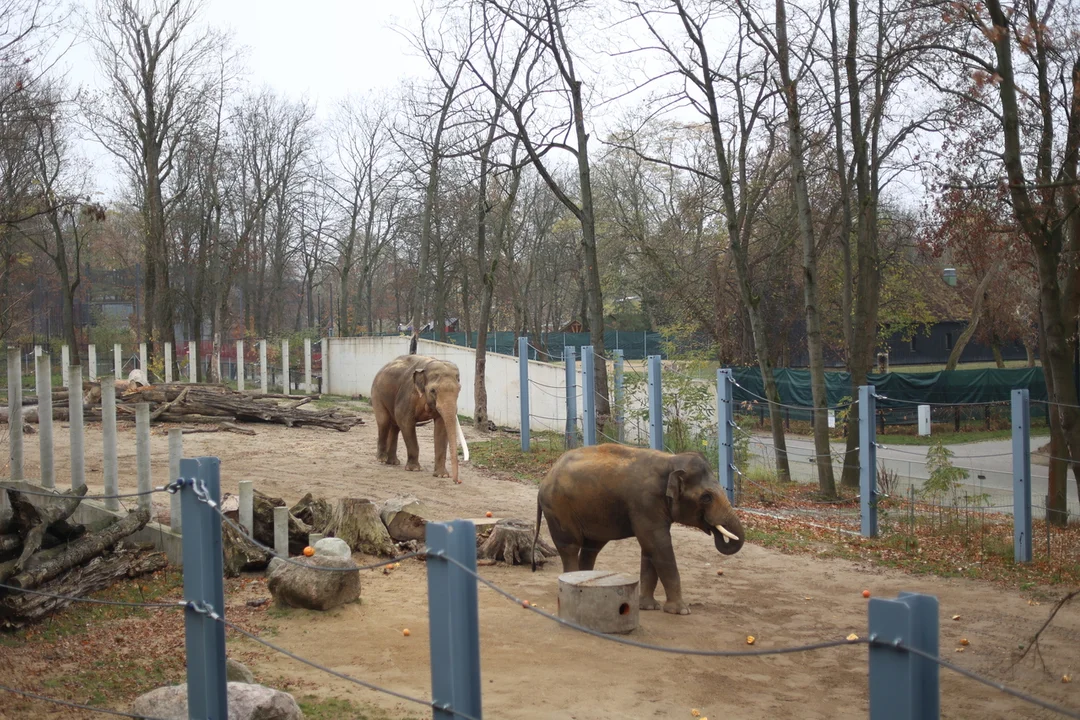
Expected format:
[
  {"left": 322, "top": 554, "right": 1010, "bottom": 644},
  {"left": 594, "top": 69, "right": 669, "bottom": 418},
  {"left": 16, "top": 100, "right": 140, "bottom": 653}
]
[
  {"left": 3, "top": 454, "right": 1079, "bottom": 720},
  {"left": 7, "top": 337, "right": 324, "bottom": 395},
  {"left": 517, "top": 346, "right": 1075, "bottom": 562}
]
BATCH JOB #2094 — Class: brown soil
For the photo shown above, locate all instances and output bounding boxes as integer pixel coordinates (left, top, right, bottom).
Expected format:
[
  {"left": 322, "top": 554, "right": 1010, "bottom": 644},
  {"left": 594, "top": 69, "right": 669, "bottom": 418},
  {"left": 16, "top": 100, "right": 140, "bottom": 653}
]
[{"left": 4, "top": 401, "right": 1080, "bottom": 719}]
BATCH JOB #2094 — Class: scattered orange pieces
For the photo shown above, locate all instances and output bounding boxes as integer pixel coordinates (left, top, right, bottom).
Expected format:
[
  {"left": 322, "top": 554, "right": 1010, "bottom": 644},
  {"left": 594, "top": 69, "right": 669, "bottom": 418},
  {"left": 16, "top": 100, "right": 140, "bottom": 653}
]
[
  {"left": 846, "top": 633, "right": 859, "bottom": 642},
  {"left": 485, "top": 511, "right": 493, "bottom": 518},
  {"left": 1063, "top": 674, "right": 1072, "bottom": 684},
  {"left": 862, "top": 590, "right": 870, "bottom": 598},
  {"left": 715, "top": 569, "right": 724, "bottom": 576},
  {"left": 691, "top": 711, "right": 700, "bottom": 718},
  {"left": 403, "top": 629, "right": 411, "bottom": 637},
  {"left": 952, "top": 615, "right": 961, "bottom": 621},
  {"left": 746, "top": 636, "right": 756, "bottom": 645},
  {"left": 960, "top": 638, "right": 969, "bottom": 646},
  {"left": 522, "top": 600, "right": 531, "bottom": 608},
  {"left": 302, "top": 546, "right": 314, "bottom": 557}
]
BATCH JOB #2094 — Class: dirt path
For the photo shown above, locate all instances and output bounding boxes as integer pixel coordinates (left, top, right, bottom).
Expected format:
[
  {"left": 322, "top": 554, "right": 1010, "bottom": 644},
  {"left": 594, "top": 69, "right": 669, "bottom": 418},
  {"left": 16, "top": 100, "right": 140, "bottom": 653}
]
[{"left": 7, "top": 404, "right": 1080, "bottom": 719}]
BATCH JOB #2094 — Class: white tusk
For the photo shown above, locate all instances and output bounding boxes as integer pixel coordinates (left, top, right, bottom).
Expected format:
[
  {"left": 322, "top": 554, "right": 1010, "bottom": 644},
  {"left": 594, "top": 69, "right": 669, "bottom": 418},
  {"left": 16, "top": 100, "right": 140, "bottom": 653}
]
[
  {"left": 715, "top": 524, "right": 739, "bottom": 543},
  {"left": 456, "top": 421, "right": 470, "bottom": 463}
]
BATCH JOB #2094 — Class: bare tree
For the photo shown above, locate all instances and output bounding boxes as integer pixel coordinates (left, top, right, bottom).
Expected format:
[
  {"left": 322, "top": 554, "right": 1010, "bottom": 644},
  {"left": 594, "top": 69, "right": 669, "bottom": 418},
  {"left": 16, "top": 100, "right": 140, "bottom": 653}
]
[
  {"left": 85, "top": 0, "right": 228, "bottom": 369},
  {"left": 474, "top": 0, "right": 612, "bottom": 427}
]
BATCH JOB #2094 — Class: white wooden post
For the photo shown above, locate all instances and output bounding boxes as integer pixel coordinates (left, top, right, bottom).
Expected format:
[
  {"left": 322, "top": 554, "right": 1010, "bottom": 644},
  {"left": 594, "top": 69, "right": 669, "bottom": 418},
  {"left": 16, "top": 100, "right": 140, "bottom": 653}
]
[
  {"left": 188, "top": 340, "right": 197, "bottom": 383},
  {"left": 164, "top": 341, "right": 173, "bottom": 383},
  {"left": 259, "top": 340, "right": 268, "bottom": 394},
  {"left": 304, "top": 338, "right": 312, "bottom": 393},
  {"left": 139, "top": 342, "right": 147, "bottom": 377},
  {"left": 281, "top": 339, "right": 290, "bottom": 395},
  {"left": 113, "top": 343, "right": 122, "bottom": 378},
  {"left": 88, "top": 344, "right": 97, "bottom": 382},
  {"left": 236, "top": 340, "right": 245, "bottom": 391},
  {"left": 61, "top": 345, "right": 69, "bottom": 388},
  {"left": 69, "top": 365, "right": 85, "bottom": 490}
]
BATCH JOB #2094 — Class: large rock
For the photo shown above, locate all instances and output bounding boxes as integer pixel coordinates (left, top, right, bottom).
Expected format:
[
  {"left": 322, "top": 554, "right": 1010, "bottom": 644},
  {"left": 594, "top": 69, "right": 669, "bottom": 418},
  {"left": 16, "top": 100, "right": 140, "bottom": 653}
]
[
  {"left": 129, "top": 682, "right": 302, "bottom": 719},
  {"left": 378, "top": 496, "right": 433, "bottom": 543},
  {"left": 313, "top": 537, "right": 351, "bottom": 559},
  {"left": 267, "top": 554, "right": 360, "bottom": 611},
  {"left": 226, "top": 658, "right": 255, "bottom": 684}
]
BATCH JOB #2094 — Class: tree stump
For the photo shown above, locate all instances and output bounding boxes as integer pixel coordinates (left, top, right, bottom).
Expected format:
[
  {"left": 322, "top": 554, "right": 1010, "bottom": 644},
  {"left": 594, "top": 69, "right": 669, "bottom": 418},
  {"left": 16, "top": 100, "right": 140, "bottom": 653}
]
[
  {"left": 221, "top": 518, "right": 271, "bottom": 577},
  {"left": 477, "top": 518, "right": 557, "bottom": 566},
  {"left": 378, "top": 496, "right": 432, "bottom": 543},
  {"left": 331, "top": 498, "right": 395, "bottom": 557},
  {"left": 290, "top": 493, "right": 334, "bottom": 534},
  {"left": 557, "top": 570, "right": 640, "bottom": 634},
  {"left": 251, "top": 490, "right": 311, "bottom": 556}
]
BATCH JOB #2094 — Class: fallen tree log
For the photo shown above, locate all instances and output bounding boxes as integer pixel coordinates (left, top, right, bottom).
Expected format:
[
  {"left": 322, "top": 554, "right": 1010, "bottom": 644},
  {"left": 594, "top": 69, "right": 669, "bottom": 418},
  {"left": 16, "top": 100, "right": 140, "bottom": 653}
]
[
  {"left": 5, "top": 508, "right": 151, "bottom": 590},
  {"left": 378, "top": 497, "right": 432, "bottom": 543},
  {"left": 8, "top": 485, "right": 88, "bottom": 572},
  {"left": 0, "top": 550, "right": 167, "bottom": 628},
  {"left": 290, "top": 493, "right": 334, "bottom": 534}
]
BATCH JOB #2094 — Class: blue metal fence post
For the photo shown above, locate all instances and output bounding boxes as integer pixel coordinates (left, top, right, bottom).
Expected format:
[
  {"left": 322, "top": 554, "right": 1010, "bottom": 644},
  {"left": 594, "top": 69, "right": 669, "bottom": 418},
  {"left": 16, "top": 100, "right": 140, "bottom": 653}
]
[
  {"left": 581, "top": 346, "right": 596, "bottom": 446},
  {"left": 858, "top": 385, "right": 878, "bottom": 537},
  {"left": 426, "top": 520, "right": 483, "bottom": 720},
  {"left": 613, "top": 350, "right": 625, "bottom": 443},
  {"left": 717, "top": 369, "right": 735, "bottom": 505},
  {"left": 868, "top": 592, "right": 940, "bottom": 720},
  {"left": 564, "top": 347, "right": 577, "bottom": 449},
  {"left": 519, "top": 337, "right": 530, "bottom": 453},
  {"left": 648, "top": 355, "right": 663, "bottom": 451},
  {"left": 179, "top": 456, "right": 227, "bottom": 720},
  {"left": 1012, "top": 388, "right": 1032, "bottom": 563}
]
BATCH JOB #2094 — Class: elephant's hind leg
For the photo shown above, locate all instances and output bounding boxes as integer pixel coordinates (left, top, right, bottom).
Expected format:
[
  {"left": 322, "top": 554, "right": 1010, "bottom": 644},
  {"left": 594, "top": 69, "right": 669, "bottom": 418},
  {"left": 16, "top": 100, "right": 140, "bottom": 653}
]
[{"left": 374, "top": 404, "right": 391, "bottom": 463}]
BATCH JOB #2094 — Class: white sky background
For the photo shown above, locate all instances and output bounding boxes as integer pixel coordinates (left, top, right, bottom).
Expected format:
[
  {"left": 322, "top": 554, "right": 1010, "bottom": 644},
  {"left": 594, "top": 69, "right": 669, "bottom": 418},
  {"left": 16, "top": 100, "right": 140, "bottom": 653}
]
[
  {"left": 54, "top": 0, "right": 433, "bottom": 202},
  {"left": 46, "top": 0, "right": 929, "bottom": 210}
]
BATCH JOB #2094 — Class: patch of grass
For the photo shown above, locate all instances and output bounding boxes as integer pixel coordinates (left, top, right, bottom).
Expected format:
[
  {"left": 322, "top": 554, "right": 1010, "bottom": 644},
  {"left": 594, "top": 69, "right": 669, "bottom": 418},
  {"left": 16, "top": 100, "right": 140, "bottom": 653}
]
[
  {"left": 468, "top": 433, "right": 567, "bottom": 482},
  {"left": 876, "top": 429, "right": 1050, "bottom": 446},
  {"left": 298, "top": 695, "right": 424, "bottom": 720}
]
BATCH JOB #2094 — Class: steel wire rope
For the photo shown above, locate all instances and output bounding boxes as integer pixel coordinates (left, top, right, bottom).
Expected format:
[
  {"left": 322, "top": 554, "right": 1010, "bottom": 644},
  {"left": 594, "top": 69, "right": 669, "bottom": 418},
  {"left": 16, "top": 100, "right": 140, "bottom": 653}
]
[
  {"left": 0, "top": 683, "right": 172, "bottom": 720},
  {"left": 0, "top": 582, "right": 187, "bottom": 609},
  {"left": 871, "top": 393, "right": 1010, "bottom": 408},
  {"left": 728, "top": 383, "right": 856, "bottom": 412},
  {"left": 0, "top": 484, "right": 172, "bottom": 500},
  {"left": 431, "top": 552, "right": 869, "bottom": 658},
  {"left": 213, "top": 616, "right": 480, "bottom": 720}
]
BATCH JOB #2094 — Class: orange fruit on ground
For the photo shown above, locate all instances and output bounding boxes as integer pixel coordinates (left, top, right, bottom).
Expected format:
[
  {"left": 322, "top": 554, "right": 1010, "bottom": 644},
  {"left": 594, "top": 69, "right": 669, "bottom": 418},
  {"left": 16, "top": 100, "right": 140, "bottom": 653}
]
[
  {"left": 862, "top": 590, "right": 870, "bottom": 598},
  {"left": 303, "top": 546, "right": 314, "bottom": 557},
  {"left": 486, "top": 511, "right": 493, "bottom": 518},
  {"left": 403, "top": 629, "right": 411, "bottom": 637}
]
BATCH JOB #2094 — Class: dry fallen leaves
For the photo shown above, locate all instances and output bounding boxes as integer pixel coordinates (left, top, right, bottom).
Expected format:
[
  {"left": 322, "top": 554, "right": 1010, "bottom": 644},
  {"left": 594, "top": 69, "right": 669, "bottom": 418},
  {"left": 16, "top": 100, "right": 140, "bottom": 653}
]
[{"left": 1063, "top": 675, "right": 1073, "bottom": 684}]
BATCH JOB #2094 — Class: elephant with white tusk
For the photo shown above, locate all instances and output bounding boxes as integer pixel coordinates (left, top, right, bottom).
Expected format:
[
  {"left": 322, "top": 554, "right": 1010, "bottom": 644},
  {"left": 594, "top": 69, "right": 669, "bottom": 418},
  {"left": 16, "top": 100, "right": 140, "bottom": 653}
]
[
  {"left": 531, "top": 444, "right": 745, "bottom": 615},
  {"left": 371, "top": 355, "right": 470, "bottom": 484}
]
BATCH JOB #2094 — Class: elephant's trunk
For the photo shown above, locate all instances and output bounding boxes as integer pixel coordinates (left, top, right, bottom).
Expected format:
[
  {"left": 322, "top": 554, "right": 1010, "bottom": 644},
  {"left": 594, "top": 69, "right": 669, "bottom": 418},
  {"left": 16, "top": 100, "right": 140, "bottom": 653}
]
[{"left": 708, "top": 504, "right": 745, "bottom": 556}]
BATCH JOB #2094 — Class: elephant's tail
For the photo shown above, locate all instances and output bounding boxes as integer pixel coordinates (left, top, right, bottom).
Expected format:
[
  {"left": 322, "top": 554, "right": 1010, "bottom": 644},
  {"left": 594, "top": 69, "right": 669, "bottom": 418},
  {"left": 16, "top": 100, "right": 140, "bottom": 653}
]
[
  {"left": 409, "top": 333, "right": 418, "bottom": 355},
  {"left": 531, "top": 498, "right": 543, "bottom": 572}
]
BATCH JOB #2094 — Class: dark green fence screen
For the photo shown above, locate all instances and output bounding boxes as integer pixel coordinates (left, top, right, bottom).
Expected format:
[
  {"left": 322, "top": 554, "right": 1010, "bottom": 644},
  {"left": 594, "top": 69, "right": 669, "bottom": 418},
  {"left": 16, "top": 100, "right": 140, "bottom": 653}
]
[{"left": 729, "top": 367, "right": 1048, "bottom": 426}]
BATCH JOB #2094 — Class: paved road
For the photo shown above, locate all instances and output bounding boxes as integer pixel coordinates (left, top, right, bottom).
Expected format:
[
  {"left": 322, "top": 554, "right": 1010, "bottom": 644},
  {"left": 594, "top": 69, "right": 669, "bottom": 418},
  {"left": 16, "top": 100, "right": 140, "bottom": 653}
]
[{"left": 746, "top": 433, "right": 1080, "bottom": 518}]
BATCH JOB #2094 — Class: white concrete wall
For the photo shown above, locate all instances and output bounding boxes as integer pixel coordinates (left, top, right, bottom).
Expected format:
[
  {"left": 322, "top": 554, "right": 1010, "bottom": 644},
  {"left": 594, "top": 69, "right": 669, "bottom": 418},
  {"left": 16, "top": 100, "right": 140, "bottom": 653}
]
[{"left": 325, "top": 337, "right": 585, "bottom": 433}]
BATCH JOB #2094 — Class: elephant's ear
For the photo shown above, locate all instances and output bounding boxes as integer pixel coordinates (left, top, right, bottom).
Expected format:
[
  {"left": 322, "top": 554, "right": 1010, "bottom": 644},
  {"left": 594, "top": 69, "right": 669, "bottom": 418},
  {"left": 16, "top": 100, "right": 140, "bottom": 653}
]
[
  {"left": 665, "top": 469, "right": 685, "bottom": 501},
  {"left": 413, "top": 367, "right": 427, "bottom": 394}
]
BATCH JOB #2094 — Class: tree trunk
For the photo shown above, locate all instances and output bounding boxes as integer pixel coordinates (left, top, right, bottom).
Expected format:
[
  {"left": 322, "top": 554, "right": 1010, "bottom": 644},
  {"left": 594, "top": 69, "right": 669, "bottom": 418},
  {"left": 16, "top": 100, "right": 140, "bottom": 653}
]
[
  {"left": 330, "top": 498, "right": 395, "bottom": 556},
  {"left": 775, "top": 0, "right": 836, "bottom": 497},
  {"left": 945, "top": 270, "right": 994, "bottom": 371}
]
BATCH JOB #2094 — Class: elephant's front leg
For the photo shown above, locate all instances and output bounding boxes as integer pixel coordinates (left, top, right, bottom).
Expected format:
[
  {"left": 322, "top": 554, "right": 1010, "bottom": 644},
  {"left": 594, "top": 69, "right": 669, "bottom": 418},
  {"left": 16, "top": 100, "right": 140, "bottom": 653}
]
[
  {"left": 432, "top": 418, "right": 449, "bottom": 478},
  {"left": 638, "top": 529, "right": 688, "bottom": 615},
  {"left": 385, "top": 425, "right": 401, "bottom": 465},
  {"left": 638, "top": 552, "right": 661, "bottom": 611},
  {"left": 401, "top": 423, "right": 422, "bottom": 471}
]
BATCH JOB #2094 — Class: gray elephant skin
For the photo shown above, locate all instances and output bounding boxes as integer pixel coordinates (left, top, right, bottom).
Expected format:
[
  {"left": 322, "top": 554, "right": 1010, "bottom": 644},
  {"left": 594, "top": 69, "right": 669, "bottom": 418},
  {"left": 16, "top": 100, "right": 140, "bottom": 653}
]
[{"left": 532, "top": 444, "right": 745, "bottom": 615}]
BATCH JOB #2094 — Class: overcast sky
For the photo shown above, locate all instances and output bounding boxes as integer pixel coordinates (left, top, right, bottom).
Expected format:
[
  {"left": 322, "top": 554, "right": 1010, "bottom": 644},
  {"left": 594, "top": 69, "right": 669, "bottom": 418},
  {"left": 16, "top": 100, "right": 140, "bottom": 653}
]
[{"left": 57, "top": 0, "right": 432, "bottom": 200}]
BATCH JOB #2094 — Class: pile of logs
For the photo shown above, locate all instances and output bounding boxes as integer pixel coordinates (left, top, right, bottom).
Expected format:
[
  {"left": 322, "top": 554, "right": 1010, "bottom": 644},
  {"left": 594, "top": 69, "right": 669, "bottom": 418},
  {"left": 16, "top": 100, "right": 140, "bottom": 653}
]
[
  {"left": 0, "top": 485, "right": 165, "bottom": 628},
  {"left": 219, "top": 490, "right": 556, "bottom": 577},
  {"left": 2, "top": 381, "right": 364, "bottom": 433}
]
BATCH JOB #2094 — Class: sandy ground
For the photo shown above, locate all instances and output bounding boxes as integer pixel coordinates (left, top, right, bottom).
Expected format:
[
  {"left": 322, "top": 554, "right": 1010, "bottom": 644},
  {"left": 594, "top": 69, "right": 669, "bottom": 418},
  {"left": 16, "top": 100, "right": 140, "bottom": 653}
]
[{"left": 5, "top": 406, "right": 1080, "bottom": 720}]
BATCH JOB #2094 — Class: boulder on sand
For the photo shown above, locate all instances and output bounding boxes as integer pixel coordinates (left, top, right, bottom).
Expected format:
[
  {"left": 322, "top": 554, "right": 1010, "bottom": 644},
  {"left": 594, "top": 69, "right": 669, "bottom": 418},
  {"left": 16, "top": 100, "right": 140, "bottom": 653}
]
[
  {"left": 267, "top": 554, "right": 360, "bottom": 611},
  {"left": 129, "top": 682, "right": 302, "bottom": 720},
  {"left": 313, "top": 537, "right": 351, "bottom": 559}
]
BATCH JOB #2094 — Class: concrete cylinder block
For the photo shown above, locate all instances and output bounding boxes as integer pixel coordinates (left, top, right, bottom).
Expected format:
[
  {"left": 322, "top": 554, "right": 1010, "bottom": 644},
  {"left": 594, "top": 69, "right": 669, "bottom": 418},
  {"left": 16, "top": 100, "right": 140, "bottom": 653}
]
[{"left": 557, "top": 570, "right": 640, "bottom": 634}]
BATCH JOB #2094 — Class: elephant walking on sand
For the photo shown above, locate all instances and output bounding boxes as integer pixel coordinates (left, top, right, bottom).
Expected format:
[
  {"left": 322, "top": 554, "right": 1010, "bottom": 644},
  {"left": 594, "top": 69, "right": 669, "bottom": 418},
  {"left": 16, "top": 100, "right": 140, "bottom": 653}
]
[
  {"left": 371, "top": 355, "right": 470, "bottom": 484},
  {"left": 532, "top": 444, "right": 744, "bottom": 615}
]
